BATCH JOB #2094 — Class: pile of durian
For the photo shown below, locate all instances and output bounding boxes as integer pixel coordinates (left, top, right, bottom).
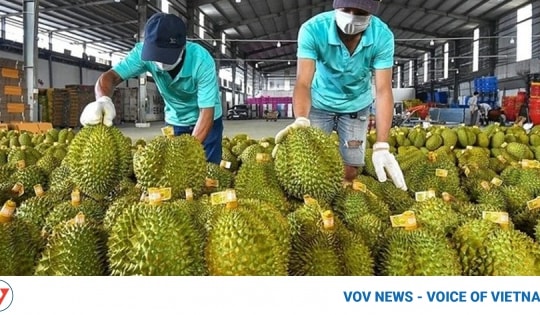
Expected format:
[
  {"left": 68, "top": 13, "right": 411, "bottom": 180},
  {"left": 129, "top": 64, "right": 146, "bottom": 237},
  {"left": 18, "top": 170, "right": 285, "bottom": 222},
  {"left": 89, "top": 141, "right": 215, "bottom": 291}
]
[{"left": 2, "top": 121, "right": 540, "bottom": 276}]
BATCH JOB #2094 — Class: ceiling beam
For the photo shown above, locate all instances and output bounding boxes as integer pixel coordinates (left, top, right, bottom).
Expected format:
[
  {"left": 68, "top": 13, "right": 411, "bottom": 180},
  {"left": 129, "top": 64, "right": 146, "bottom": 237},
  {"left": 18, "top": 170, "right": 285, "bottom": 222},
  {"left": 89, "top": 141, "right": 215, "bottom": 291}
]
[
  {"left": 385, "top": 3, "right": 490, "bottom": 25},
  {"left": 42, "top": 20, "right": 137, "bottom": 34},
  {"left": 70, "top": 36, "right": 135, "bottom": 45},
  {"left": 246, "top": 42, "right": 295, "bottom": 57},
  {"left": 260, "top": 63, "right": 295, "bottom": 74},
  {"left": 195, "top": 0, "right": 221, "bottom": 6},
  {"left": 217, "top": 2, "right": 329, "bottom": 31},
  {"left": 396, "top": 42, "right": 431, "bottom": 52},
  {"left": 0, "top": 0, "right": 118, "bottom": 18}
]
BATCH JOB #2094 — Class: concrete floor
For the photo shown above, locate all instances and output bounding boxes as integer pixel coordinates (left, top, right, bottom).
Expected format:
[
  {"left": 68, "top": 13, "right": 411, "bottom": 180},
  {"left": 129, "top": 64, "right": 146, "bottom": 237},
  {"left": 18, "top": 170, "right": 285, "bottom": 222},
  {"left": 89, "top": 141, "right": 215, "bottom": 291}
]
[{"left": 117, "top": 118, "right": 293, "bottom": 141}]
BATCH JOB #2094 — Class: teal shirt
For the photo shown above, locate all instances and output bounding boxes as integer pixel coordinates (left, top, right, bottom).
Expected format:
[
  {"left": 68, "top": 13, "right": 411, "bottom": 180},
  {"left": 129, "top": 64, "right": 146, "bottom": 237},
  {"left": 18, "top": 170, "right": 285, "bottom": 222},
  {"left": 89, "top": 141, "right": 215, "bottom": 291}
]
[
  {"left": 297, "top": 11, "right": 394, "bottom": 113},
  {"left": 113, "top": 41, "right": 222, "bottom": 126}
]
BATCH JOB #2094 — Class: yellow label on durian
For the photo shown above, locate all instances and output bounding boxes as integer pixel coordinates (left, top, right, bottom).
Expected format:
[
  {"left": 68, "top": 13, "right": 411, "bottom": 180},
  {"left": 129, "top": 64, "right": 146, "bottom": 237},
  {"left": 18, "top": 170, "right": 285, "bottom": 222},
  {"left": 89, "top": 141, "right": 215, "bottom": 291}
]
[
  {"left": 139, "top": 191, "right": 148, "bottom": 202},
  {"left": 352, "top": 180, "right": 367, "bottom": 193},
  {"left": 220, "top": 160, "right": 232, "bottom": 169},
  {"left": 501, "top": 142, "right": 508, "bottom": 148},
  {"left": 490, "top": 177, "right": 503, "bottom": 187},
  {"left": 415, "top": 190, "right": 435, "bottom": 202},
  {"left": 426, "top": 132, "right": 432, "bottom": 138},
  {"left": 441, "top": 192, "right": 454, "bottom": 202},
  {"left": 205, "top": 178, "right": 220, "bottom": 188},
  {"left": 210, "top": 189, "right": 237, "bottom": 205},
  {"left": 33, "top": 184, "right": 44, "bottom": 197},
  {"left": 527, "top": 197, "right": 540, "bottom": 211},
  {"left": 148, "top": 189, "right": 162, "bottom": 205},
  {"left": 161, "top": 126, "right": 174, "bottom": 137},
  {"left": 497, "top": 155, "right": 507, "bottom": 163},
  {"left": 303, "top": 195, "right": 318, "bottom": 206},
  {"left": 148, "top": 187, "right": 172, "bottom": 201},
  {"left": 71, "top": 188, "right": 81, "bottom": 206},
  {"left": 260, "top": 142, "right": 270, "bottom": 148},
  {"left": 435, "top": 169, "right": 448, "bottom": 177},
  {"left": 480, "top": 181, "right": 491, "bottom": 190},
  {"left": 322, "top": 210, "right": 335, "bottom": 230},
  {"left": 11, "top": 182, "right": 24, "bottom": 197},
  {"left": 390, "top": 211, "right": 417, "bottom": 230},
  {"left": 466, "top": 145, "right": 474, "bottom": 150},
  {"left": 521, "top": 159, "right": 540, "bottom": 169},
  {"left": 16, "top": 160, "right": 25, "bottom": 169},
  {"left": 73, "top": 212, "right": 85, "bottom": 225},
  {"left": 0, "top": 200, "right": 16, "bottom": 218},
  {"left": 185, "top": 188, "right": 194, "bottom": 201},
  {"left": 482, "top": 211, "right": 509, "bottom": 226},
  {"left": 256, "top": 153, "right": 270, "bottom": 162}
]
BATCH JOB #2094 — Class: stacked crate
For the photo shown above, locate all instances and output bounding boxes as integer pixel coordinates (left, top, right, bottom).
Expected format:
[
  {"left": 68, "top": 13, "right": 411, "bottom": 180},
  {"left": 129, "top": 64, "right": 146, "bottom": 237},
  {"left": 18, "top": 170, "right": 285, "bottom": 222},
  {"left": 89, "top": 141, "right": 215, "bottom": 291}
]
[
  {"left": 46, "top": 88, "right": 69, "bottom": 128},
  {"left": 0, "top": 58, "right": 27, "bottom": 123},
  {"left": 66, "top": 85, "right": 95, "bottom": 128},
  {"left": 112, "top": 88, "right": 123, "bottom": 125}
]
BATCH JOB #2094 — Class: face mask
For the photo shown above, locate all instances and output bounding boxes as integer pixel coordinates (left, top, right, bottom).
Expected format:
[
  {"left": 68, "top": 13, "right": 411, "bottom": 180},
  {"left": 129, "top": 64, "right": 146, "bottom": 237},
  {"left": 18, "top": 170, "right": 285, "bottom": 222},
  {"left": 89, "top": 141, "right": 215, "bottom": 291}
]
[
  {"left": 154, "top": 47, "right": 185, "bottom": 71},
  {"left": 335, "top": 10, "right": 371, "bottom": 35}
]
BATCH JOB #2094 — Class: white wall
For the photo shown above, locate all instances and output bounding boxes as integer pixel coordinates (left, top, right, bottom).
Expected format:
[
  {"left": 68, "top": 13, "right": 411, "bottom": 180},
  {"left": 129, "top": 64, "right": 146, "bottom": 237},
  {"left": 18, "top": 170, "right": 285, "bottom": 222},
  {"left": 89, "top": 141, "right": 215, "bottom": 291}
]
[{"left": 0, "top": 51, "right": 105, "bottom": 88}]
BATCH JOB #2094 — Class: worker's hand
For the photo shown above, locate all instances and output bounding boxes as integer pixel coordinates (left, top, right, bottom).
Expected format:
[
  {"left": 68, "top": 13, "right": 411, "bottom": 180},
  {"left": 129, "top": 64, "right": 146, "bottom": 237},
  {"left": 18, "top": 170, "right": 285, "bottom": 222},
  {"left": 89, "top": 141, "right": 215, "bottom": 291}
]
[
  {"left": 80, "top": 96, "right": 116, "bottom": 127},
  {"left": 372, "top": 142, "right": 407, "bottom": 191},
  {"left": 272, "top": 117, "right": 310, "bottom": 158}
]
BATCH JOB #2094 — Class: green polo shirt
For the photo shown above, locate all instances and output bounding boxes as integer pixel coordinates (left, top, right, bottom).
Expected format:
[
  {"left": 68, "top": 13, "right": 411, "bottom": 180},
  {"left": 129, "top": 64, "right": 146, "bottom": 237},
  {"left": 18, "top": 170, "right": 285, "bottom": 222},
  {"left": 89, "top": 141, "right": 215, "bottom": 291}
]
[
  {"left": 113, "top": 41, "right": 222, "bottom": 126},
  {"left": 297, "top": 11, "right": 394, "bottom": 113}
]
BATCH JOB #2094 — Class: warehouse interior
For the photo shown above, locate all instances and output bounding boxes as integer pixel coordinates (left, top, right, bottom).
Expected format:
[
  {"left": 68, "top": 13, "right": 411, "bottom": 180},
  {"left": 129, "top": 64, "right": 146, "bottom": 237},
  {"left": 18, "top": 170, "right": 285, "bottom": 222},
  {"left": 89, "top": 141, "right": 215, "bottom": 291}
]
[
  {"left": 0, "top": 0, "right": 539, "bottom": 132},
  {"left": 2, "top": 0, "right": 540, "bottom": 278}
]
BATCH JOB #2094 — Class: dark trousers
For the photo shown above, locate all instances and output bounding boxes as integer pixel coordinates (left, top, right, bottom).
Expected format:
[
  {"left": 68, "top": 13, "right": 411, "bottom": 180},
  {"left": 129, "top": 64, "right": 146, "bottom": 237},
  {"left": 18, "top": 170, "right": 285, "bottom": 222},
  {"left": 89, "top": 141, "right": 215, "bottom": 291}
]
[{"left": 169, "top": 117, "right": 223, "bottom": 164}]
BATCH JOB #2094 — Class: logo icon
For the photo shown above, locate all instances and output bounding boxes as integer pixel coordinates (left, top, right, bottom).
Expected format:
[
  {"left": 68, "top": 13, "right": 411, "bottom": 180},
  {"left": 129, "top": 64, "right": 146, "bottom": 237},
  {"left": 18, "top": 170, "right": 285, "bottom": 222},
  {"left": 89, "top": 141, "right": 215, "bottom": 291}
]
[{"left": 0, "top": 280, "right": 13, "bottom": 312}]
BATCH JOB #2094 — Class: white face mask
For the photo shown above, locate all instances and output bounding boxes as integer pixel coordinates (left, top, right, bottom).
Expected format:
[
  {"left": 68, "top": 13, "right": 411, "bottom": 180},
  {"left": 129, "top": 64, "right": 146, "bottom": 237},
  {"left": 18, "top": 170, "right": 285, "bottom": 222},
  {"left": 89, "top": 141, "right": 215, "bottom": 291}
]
[
  {"left": 335, "top": 10, "right": 371, "bottom": 35},
  {"left": 154, "top": 47, "right": 185, "bottom": 71}
]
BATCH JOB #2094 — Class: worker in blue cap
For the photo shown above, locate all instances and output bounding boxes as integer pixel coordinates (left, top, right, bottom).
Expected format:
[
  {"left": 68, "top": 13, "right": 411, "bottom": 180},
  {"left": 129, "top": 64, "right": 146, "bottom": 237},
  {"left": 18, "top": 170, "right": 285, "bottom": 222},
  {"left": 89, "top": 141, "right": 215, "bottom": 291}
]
[{"left": 81, "top": 12, "right": 223, "bottom": 164}]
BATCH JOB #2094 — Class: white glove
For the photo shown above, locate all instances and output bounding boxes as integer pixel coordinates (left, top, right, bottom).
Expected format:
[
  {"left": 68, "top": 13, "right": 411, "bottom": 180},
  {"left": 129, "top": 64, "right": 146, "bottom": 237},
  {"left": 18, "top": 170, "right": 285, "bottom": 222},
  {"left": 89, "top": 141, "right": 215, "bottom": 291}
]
[
  {"left": 372, "top": 142, "right": 407, "bottom": 191},
  {"left": 272, "top": 117, "right": 310, "bottom": 158},
  {"left": 80, "top": 96, "right": 116, "bottom": 127}
]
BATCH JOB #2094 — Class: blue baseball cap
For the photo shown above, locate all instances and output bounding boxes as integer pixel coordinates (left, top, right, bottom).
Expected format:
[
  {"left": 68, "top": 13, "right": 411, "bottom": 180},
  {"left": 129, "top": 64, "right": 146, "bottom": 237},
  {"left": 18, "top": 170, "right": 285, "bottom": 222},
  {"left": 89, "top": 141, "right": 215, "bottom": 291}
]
[
  {"left": 333, "top": 0, "right": 380, "bottom": 14},
  {"left": 142, "top": 13, "right": 187, "bottom": 64}
]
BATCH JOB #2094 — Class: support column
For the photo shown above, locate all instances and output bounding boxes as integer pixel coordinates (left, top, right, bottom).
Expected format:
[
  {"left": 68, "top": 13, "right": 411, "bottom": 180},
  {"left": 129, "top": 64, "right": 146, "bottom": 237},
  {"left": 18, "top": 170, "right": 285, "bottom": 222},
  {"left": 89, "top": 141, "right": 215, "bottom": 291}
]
[
  {"left": 1, "top": 17, "right": 6, "bottom": 39},
  {"left": 137, "top": 0, "right": 148, "bottom": 126},
  {"left": 430, "top": 49, "right": 436, "bottom": 103},
  {"left": 243, "top": 59, "right": 248, "bottom": 102},
  {"left": 23, "top": 0, "right": 39, "bottom": 122},
  {"left": 48, "top": 32, "right": 53, "bottom": 88},
  {"left": 186, "top": 0, "right": 196, "bottom": 36},
  {"left": 231, "top": 43, "right": 237, "bottom": 107},
  {"left": 453, "top": 41, "right": 460, "bottom": 105}
]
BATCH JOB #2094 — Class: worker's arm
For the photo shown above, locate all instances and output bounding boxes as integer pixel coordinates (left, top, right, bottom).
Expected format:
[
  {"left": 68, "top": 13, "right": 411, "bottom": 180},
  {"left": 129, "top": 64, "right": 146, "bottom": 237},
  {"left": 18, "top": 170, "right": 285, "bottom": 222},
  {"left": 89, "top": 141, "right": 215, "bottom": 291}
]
[
  {"left": 293, "top": 58, "right": 315, "bottom": 118},
  {"left": 193, "top": 50, "right": 219, "bottom": 143},
  {"left": 95, "top": 70, "right": 124, "bottom": 98},
  {"left": 192, "top": 108, "right": 214, "bottom": 143},
  {"left": 374, "top": 68, "right": 394, "bottom": 142}
]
